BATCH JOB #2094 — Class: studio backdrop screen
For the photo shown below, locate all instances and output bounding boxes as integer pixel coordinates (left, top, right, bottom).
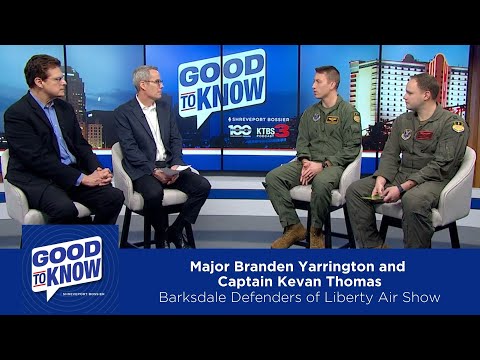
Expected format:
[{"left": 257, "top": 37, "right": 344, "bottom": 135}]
[
  {"left": 0, "top": 45, "right": 64, "bottom": 140},
  {"left": 146, "top": 44, "right": 299, "bottom": 171},
  {"left": 0, "top": 44, "right": 472, "bottom": 174}
]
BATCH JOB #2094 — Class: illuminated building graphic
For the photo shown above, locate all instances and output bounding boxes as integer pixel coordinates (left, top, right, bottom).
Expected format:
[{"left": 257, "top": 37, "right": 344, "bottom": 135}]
[
  {"left": 64, "top": 66, "right": 105, "bottom": 147},
  {"left": 350, "top": 53, "right": 468, "bottom": 141},
  {"left": 87, "top": 121, "right": 103, "bottom": 149},
  {"left": 64, "top": 66, "right": 87, "bottom": 127}
]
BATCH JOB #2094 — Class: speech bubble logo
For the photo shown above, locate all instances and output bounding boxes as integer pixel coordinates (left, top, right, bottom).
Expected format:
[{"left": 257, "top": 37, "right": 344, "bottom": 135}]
[
  {"left": 178, "top": 48, "right": 266, "bottom": 129},
  {"left": 31, "top": 236, "right": 103, "bottom": 301}
]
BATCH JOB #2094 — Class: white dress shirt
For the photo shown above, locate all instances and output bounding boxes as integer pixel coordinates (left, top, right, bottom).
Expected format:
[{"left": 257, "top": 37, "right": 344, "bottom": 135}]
[{"left": 137, "top": 97, "right": 166, "bottom": 162}]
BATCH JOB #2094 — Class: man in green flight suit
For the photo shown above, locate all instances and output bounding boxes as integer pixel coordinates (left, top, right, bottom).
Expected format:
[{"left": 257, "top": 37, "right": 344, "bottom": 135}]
[
  {"left": 346, "top": 72, "right": 470, "bottom": 248},
  {"left": 264, "top": 65, "right": 362, "bottom": 249}
]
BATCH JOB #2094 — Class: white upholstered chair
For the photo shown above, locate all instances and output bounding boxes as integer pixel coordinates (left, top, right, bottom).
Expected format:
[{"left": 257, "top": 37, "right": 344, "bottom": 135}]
[
  {"left": 375, "top": 146, "right": 476, "bottom": 248},
  {"left": 1, "top": 149, "right": 92, "bottom": 225},
  {"left": 111, "top": 142, "right": 196, "bottom": 249},
  {"left": 273, "top": 146, "right": 363, "bottom": 248}
]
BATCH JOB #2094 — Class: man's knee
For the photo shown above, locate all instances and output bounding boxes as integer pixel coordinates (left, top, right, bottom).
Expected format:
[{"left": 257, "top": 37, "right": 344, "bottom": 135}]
[
  {"left": 264, "top": 170, "right": 273, "bottom": 185},
  {"left": 111, "top": 187, "right": 125, "bottom": 208},
  {"left": 401, "top": 191, "right": 430, "bottom": 214},
  {"left": 142, "top": 187, "right": 164, "bottom": 203},
  {"left": 346, "top": 177, "right": 372, "bottom": 199},
  {"left": 49, "top": 202, "right": 78, "bottom": 223},
  {"left": 265, "top": 168, "right": 281, "bottom": 188},
  {"left": 199, "top": 176, "right": 211, "bottom": 197},
  {"left": 311, "top": 180, "right": 331, "bottom": 195},
  {"left": 345, "top": 180, "right": 359, "bottom": 199}
]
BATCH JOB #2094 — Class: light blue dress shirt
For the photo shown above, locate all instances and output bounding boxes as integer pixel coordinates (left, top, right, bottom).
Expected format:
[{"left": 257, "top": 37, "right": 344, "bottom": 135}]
[{"left": 31, "top": 92, "right": 84, "bottom": 186}]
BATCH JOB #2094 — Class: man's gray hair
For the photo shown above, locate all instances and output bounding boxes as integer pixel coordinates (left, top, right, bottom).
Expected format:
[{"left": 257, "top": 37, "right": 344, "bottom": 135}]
[{"left": 133, "top": 65, "right": 158, "bottom": 91}]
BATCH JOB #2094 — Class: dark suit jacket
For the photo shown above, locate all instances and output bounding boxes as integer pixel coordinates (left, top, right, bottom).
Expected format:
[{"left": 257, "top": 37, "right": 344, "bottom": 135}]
[
  {"left": 4, "top": 92, "right": 101, "bottom": 207},
  {"left": 114, "top": 95, "right": 185, "bottom": 182}
]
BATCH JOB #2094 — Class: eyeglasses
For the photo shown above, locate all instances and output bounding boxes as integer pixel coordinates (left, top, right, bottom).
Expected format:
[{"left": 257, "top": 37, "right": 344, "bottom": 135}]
[
  {"left": 144, "top": 79, "right": 163, "bottom": 85},
  {"left": 48, "top": 76, "right": 65, "bottom": 83}
]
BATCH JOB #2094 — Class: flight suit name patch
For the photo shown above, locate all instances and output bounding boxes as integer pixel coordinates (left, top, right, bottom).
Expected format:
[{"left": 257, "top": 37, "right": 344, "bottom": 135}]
[
  {"left": 415, "top": 130, "right": 433, "bottom": 140},
  {"left": 326, "top": 116, "right": 339, "bottom": 124},
  {"left": 452, "top": 121, "right": 465, "bottom": 133}
]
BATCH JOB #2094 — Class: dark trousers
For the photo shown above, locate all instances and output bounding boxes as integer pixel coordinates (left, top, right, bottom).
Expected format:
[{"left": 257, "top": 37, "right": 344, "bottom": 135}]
[
  {"left": 38, "top": 183, "right": 124, "bottom": 224},
  {"left": 133, "top": 169, "right": 211, "bottom": 233}
]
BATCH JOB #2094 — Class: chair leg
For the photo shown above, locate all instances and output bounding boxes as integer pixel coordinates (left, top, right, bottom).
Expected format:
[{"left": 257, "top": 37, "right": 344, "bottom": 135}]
[
  {"left": 306, "top": 208, "right": 312, "bottom": 245},
  {"left": 379, "top": 216, "right": 389, "bottom": 241},
  {"left": 185, "top": 223, "right": 196, "bottom": 248},
  {"left": 448, "top": 222, "right": 460, "bottom": 248},
  {"left": 143, "top": 214, "right": 152, "bottom": 249},
  {"left": 343, "top": 205, "right": 356, "bottom": 249},
  {"left": 324, "top": 213, "right": 332, "bottom": 248},
  {"left": 155, "top": 212, "right": 169, "bottom": 248},
  {"left": 120, "top": 208, "right": 132, "bottom": 248}
]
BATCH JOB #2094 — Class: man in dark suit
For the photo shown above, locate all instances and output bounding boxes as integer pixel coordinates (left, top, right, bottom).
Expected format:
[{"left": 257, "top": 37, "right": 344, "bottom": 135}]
[
  {"left": 114, "top": 65, "right": 211, "bottom": 249},
  {"left": 4, "top": 54, "right": 124, "bottom": 224}
]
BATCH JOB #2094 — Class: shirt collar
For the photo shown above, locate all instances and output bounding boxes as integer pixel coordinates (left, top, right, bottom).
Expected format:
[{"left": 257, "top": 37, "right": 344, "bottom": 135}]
[
  {"left": 136, "top": 95, "right": 156, "bottom": 112},
  {"left": 30, "top": 91, "right": 54, "bottom": 109}
]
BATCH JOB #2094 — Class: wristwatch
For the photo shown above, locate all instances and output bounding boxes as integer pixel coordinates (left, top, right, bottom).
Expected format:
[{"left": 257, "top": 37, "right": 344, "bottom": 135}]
[
  {"left": 322, "top": 160, "right": 329, "bottom": 168},
  {"left": 397, "top": 185, "right": 406, "bottom": 196}
]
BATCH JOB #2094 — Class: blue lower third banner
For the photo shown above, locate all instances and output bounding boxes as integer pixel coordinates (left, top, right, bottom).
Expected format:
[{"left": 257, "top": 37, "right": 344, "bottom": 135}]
[{"left": 1, "top": 225, "right": 480, "bottom": 315}]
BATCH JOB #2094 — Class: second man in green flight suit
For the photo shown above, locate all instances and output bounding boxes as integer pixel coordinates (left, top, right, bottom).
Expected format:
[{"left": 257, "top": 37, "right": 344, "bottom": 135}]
[{"left": 346, "top": 72, "right": 470, "bottom": 248}]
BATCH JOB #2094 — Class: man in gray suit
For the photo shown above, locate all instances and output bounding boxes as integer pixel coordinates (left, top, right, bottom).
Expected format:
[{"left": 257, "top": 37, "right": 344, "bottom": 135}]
[{"left": 114, "top": 65, "right": 211, "bottom": 248}]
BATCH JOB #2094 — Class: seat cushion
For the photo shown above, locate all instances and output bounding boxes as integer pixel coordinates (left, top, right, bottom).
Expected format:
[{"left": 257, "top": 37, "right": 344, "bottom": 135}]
[
  {"left": 75, "top": 202, "right": 92, "bottom": 218},
  {"left": 289, "top": 185, "right": 344, "bottom": 207},
  {"left": 375, "top": 201, "right": 443, "bottom": 228},
  {"left": 24, "top": 209, "right": 48, "bottom": 224},
  {"left": 128, "top": 189, "right": 188, "bottom": 212}
]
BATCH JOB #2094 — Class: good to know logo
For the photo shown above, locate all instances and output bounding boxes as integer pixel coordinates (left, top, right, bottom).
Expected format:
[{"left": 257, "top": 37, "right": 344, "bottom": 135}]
[
  {"left": 31, "top": 236, "right": 103, "bottom": 301},
  {"left": 178, "top": 48, "right": 266, "bottom": 129}
]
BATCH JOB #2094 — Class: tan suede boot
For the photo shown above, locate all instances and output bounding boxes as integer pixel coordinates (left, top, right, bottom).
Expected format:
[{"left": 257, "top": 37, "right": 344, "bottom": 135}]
[
  {"left": 271, "top": 223, "right": 306, "bottom": 249},
  {"left": 309, "top": 227, "right": 325, "bottom": 249},
  {"left": 372, "top": 243, "right": 389, "bottom": 249}
]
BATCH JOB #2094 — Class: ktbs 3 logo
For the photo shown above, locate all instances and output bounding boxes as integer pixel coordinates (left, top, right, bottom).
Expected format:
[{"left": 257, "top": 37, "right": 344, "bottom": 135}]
[
  {"left": 178, "top": 48, "right": 266, "bottom": 129},
  {"left": 31, "top": 236, "right": 102, "bottom": 301},
  {"left": 228, "top": 124, "right": 290, "bottom": 138},
  {"left": 257, "top": 124, "right": 290, "bottom": 138}
]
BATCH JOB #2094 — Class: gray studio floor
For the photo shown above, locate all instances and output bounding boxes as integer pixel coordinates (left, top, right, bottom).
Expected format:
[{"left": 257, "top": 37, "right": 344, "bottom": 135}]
[{"left": 1, "top": 214, "right": 479, "bottom": 249}]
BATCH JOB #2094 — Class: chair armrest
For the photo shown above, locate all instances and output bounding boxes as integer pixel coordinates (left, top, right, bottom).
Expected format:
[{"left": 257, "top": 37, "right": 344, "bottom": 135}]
[
  {"left": 338, "top": 147, "right": 362, "bottom": 198},
  {"left": 4, "top": 179, "right": 29, "bottom": 223},
  {"left": 437, "top": 147, "right": 476, "bottom": 225},
  {"left": 111, "top": 144, "right": 135, "bottom": 205}
]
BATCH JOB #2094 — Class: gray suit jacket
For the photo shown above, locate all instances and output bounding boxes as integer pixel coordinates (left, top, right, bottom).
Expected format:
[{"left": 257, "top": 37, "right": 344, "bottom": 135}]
[{"left": 114, "top": 95, "right": 185, "bottom": 181}]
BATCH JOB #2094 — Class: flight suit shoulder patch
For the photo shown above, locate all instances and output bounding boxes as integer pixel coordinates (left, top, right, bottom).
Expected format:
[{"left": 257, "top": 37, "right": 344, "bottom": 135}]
[
  {"left": 452, "top": 121, "right": 465, "bottom": 133},
  {"left": 353, "top": 111, "right": 361, "bottom": 123}
]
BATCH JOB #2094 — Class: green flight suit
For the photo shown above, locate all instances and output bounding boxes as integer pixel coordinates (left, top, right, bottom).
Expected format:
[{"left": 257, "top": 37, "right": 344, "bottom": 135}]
[
  {"left": 265, "top": 95, "right": 362, "bottom": 229},
  {"left": 346, "top": 104, "right": 470, "bottom": 248}
]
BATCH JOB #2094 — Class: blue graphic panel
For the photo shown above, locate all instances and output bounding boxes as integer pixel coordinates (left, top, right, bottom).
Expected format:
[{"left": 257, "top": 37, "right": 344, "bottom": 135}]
[
  {"left": 222, "top": 45, "right": 299, "bottom": 151},
  {"left": 2, "top": 246, "right": 480, "bottom": 315},
  {"left": 21, "top": 225, "right": 119, "bottom": 314},
  {"left": 65, "top": 45, "right": 144, "bottom": 149},
  {"left": 0, "top": 45, "right": 64, "bottom": 134}
]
